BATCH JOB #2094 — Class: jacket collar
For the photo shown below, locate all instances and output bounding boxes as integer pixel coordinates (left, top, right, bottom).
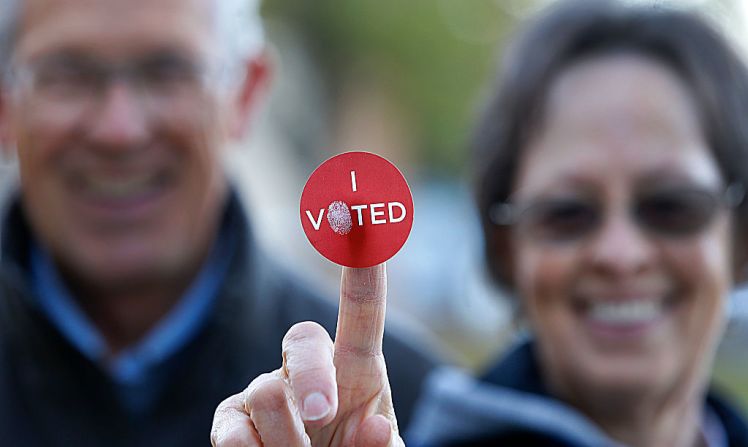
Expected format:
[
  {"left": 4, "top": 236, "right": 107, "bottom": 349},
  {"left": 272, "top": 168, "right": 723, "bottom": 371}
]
[
  {"left": 480, "top": 340, "right": 748, "bottom": 446},
  {"left": 409, "top": 340, "right": 748, "bottom": 447}
]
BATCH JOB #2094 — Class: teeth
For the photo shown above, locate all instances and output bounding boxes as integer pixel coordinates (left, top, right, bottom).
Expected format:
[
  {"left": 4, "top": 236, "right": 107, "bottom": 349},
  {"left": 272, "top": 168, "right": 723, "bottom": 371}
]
[
  {"left": 84, "top": 174, "right": 160, "bottom": 199},
  {"left": 589, "top": 300, "right": 662, "bottom": 325}
]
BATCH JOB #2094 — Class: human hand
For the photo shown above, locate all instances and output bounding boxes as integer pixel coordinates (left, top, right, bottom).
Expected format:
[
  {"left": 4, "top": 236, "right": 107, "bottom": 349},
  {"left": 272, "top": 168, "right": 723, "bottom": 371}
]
[{"left": 211, "top": 264, "right": 402, "bottom": 446}]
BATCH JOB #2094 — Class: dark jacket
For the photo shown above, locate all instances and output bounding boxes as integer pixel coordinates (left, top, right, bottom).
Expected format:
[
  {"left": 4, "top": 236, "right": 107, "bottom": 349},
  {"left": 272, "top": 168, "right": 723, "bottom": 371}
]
[
  {"left": 0, "top": 191, "right": 438, "bottom": 446},
  {"left": 407, "top": 341, "right": 748, "bottom": 447}
]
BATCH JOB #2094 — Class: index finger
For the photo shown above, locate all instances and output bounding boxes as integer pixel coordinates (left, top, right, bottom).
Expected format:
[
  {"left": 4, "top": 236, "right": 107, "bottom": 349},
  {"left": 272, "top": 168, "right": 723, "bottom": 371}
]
[{"left": 334, "top": 263, "right": 387, "bottom": 362}]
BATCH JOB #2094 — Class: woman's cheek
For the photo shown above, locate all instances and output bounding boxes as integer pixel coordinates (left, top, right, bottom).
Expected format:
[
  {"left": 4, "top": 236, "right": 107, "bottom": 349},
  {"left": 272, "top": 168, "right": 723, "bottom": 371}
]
[
  {"left": 665, "top": 223, "right": 731, "bottom": 354},
  {"left": 515, "top": 245, "right": 578, "bottom": 324},
  {"left": 671, "top": 220, "right": 731, "bottom": 306}
]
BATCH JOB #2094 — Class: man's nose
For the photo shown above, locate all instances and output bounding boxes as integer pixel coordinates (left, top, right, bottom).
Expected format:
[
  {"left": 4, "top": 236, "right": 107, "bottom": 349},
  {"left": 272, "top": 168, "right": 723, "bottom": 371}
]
[
  {"left": 586, "top": 209, "right": 656, "bottom": 279},
  {"left": 86, "top": 80, "right": 149, "bottom": 150}
]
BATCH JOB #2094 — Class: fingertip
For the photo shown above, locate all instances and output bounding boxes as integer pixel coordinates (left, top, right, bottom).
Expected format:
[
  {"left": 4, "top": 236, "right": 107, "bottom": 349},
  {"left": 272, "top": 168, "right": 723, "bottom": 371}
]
[{"left": 355, "top": 414, "right": 392, "bottom": 447}]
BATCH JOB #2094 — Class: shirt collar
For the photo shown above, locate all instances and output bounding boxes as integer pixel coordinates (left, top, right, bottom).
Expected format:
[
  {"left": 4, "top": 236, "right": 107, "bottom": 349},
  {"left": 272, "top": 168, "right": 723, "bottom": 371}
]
[{"left": 30, "top": 211, "right": 236, "bottom": 386}]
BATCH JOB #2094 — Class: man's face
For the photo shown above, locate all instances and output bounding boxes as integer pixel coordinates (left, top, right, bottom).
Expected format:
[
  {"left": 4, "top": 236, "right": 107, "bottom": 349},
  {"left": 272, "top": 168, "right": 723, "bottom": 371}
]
[{"left": 4, "top": 0, "right": 249, "bottom": 288}]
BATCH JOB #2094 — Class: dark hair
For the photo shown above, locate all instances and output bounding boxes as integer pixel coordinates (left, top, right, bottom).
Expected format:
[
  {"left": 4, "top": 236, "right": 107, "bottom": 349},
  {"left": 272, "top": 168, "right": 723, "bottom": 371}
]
[{"left": 474, "top": 0, "right": 748, "bottom": 289}]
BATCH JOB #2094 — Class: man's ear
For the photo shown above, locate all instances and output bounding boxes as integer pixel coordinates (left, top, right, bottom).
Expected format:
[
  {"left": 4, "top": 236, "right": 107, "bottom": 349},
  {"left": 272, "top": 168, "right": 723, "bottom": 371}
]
[{"left": 228, "top": 49, "right": 272, "bottom": 140}]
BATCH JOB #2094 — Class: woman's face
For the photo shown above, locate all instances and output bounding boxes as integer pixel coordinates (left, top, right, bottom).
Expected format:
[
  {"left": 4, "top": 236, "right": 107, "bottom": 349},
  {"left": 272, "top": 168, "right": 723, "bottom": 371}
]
[{"left": 511, "top": 54, "right": 733, "bottom": 402}]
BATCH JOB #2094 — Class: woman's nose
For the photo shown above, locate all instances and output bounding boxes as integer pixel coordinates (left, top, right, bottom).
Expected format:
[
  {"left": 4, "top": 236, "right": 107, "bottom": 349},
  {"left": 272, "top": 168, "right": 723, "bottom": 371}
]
[{"left": 586, "top": 207, "right": 657, "bottom": 279}]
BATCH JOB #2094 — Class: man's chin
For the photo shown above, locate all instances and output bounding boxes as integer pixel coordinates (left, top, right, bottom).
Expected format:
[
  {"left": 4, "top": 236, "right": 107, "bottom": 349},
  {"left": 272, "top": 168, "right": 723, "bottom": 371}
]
[{"left": 62, "top": 251, "right": 184, "bottom": 293}]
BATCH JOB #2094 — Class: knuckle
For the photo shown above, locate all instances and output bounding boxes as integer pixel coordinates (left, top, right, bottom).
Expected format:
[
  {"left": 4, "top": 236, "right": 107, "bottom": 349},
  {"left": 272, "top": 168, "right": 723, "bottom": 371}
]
[
  {"left": 334, "top": 342, "right": 384, "bottom": 359},
  {"left": 211, "top": 393, "right": 248, "bottom": 446},
  {"left": 341, "top": 288, "right": 384, "bottom": 303},
  {"left": 288, "top": 363, "right": 335, "bottom": 389},
  {"left": 214, "top": 393, "right": 241, "bottom": 418},
  {"left": 247, "top": 377, "right": 290, "bottom": 415},
  {"left": 283, "top": 321, "right": 328, "bottom": 348},
  {"left": 211, "top": 425, "right": 255, "bottom": 447}
]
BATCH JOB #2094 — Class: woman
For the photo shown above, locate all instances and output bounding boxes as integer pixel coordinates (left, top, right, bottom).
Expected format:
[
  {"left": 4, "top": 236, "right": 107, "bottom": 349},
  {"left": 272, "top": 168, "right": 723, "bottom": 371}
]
[
  {"left": 210, "top": 1, "right": 748, "bottom": 446},
  {"left": 408, "top": 1, "right": 748, "bottom": 446}
]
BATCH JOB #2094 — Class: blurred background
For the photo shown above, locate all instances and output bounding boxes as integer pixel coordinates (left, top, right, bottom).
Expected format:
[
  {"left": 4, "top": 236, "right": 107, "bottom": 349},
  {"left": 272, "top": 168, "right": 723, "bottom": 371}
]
[{"left": 225, "top": 0, "right": 748, "bottom": 411}]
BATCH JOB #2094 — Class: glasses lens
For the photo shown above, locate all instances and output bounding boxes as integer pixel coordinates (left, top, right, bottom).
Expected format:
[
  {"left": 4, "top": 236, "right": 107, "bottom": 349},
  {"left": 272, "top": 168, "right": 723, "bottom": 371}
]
[
  {"left": 636, "top": 188, "right": 719, "bottom": 237},
  {"left": 136, "top": 54, "right": 205, "bottom": 95},
  {"left": 519, "top": 199, "right": 599, "bottom": 242},
  {"left": 30, "top": 58, "right": 102, "bottom": 99}
]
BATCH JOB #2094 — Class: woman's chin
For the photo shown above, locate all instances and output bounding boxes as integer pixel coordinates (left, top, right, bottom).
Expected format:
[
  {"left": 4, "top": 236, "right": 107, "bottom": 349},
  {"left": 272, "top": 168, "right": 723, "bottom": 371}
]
[{"left": 570, "top": 350, "right": 679, "bottom": 403}]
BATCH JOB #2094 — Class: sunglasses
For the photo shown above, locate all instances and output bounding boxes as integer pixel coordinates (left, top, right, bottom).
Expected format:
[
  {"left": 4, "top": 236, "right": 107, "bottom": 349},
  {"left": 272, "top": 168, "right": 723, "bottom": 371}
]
[{"left": 490, "top": 184, "right": 744, "bottom": 244}]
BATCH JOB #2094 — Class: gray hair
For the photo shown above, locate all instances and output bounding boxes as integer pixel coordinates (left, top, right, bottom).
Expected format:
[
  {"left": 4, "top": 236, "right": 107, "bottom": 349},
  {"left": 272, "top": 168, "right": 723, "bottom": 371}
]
[
  {"left": 0, "top": 0, "right": 264, "bottom": 81},
  {"left": 214, "top": 0, "right": 265, "bottom": 69}
]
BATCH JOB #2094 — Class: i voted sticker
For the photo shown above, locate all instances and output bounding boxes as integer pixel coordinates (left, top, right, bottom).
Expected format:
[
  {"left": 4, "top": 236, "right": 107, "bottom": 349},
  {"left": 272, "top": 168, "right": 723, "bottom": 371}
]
[{"left": 300, "top": 151, "right": 414, "bottom": 268}]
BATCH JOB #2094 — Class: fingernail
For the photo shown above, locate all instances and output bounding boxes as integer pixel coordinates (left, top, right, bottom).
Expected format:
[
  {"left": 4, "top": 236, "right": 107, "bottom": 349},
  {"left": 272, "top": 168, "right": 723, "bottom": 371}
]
[{"left": 302, "top": 392, "right": 331, "bottom": 421}]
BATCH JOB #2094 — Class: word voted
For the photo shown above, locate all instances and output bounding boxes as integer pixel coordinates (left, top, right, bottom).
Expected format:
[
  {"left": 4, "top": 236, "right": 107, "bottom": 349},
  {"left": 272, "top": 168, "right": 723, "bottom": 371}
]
[{"left": 305, "top": 170, "right": 408, "bottom": 231}]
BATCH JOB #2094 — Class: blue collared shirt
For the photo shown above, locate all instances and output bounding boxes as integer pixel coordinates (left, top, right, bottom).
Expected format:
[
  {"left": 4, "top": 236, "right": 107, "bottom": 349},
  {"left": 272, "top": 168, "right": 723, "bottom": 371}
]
[{"left": 30, "top": 225, "right": 234, "bottom": 413}]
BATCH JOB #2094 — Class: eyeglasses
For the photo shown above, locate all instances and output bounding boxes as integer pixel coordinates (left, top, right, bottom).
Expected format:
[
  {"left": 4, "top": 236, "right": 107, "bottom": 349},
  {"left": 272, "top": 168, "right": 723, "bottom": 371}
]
[
  {"left": 9, "top": 51, "right": 217, "bottom": 112},
  {"left": 490, "top": 184, "right": 744, "bottom": 244}
]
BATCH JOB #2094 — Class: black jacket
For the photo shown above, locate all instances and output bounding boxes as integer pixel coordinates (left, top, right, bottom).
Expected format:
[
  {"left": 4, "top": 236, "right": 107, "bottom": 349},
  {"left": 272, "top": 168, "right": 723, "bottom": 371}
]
[
  {"left": 408, "top": 341, "right": 748, "bottom": 447},
  {"left": 0, "top": 191, "right": 438, "bottom": 446}
]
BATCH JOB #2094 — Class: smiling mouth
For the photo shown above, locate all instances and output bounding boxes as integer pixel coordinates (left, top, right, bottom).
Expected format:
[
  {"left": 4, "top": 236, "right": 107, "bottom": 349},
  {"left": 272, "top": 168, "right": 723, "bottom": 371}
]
[
  {"left": 588, "top": 299, "right": 664, "bottom": 325},
  {"left": 574, "top": 289, "right": 677, "bottom": 333},
  {"left": 73, "top": 170, "right": 172, "bottom": 202}
]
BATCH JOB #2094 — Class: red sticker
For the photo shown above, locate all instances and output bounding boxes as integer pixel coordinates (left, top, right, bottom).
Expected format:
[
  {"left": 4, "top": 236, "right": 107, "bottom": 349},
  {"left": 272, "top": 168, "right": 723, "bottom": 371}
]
[{"left": 300, "top": 151, "right": 414, "bottom": 268}]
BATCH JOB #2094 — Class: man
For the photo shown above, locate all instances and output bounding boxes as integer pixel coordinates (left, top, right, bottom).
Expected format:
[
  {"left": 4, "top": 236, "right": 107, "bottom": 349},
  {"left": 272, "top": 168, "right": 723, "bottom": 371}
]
[{"left": 0, "top": 0, "right": 436, "bottom": 445}]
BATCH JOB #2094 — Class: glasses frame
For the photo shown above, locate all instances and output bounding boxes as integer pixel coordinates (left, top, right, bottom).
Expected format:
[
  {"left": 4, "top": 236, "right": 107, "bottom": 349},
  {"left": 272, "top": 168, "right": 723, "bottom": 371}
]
[
  {"left": 489, "top": 182, "right": 745, "bottom": 242},
  {"left": 4, "top": 52, "right": 230, "bottom": 114}
]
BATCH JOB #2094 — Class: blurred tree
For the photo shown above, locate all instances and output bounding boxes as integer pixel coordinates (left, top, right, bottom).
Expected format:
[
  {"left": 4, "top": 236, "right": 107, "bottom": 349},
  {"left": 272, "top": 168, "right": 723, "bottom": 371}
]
[{"left": 263, "top": 0, "right": 518, "bottom": 175}]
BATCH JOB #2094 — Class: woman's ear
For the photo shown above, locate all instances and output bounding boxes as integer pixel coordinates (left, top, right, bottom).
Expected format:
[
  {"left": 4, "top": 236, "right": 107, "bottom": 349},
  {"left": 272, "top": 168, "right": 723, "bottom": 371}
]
[
  {"left": 490, "top": 225, "right": 516, "bottom": 290},
  {"left": 732, "top": 240, "right": 748, "bottom": 286},
  {"left": 729, "top": 211, "right": 748, "bottom": 285}
]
